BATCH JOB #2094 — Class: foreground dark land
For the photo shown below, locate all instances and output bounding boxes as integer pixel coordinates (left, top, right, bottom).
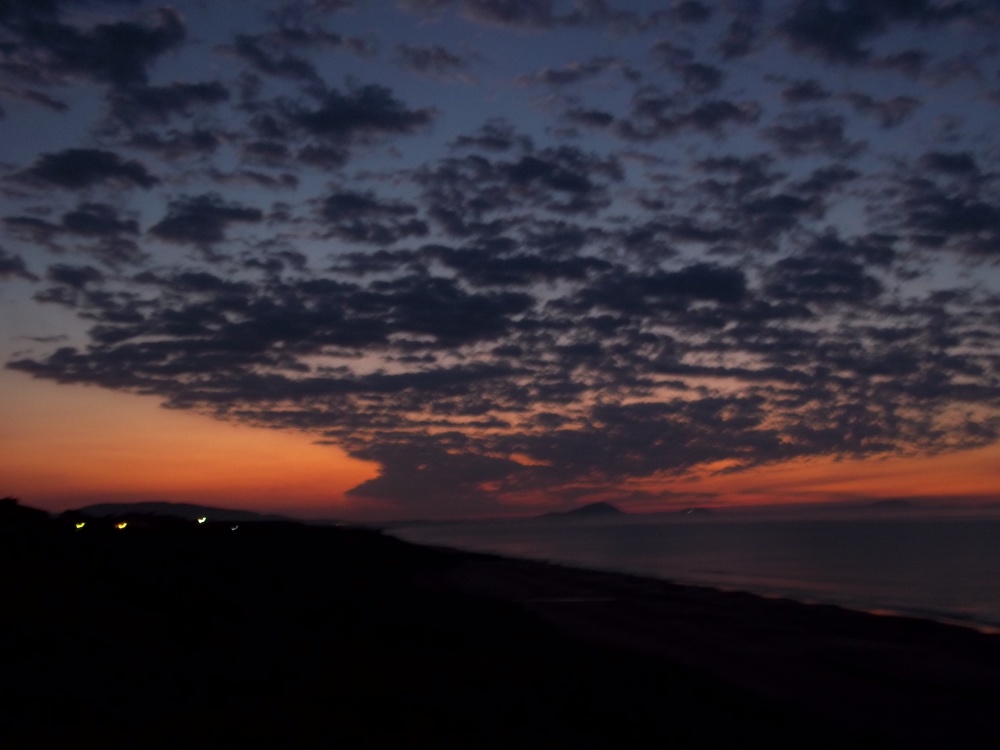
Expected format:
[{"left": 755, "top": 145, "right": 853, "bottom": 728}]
[{"left": 4, "top": 512, "right": 1000, "bottom": 748}]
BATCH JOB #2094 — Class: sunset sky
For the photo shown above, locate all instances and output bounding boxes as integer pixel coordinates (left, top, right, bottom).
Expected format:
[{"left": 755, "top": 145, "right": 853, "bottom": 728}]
[{"left": 2, "top": 0, "right": 999, "bottom": 520}]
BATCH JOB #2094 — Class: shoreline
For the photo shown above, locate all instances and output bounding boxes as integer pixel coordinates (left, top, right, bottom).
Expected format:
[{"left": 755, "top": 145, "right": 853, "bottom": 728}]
[
  {"left": 388, "top": 517, "right": 1000, "bottom": 636},
  {"left": 420, "top": 542, "right": 1000, "bottom": 748},
  {"left": 5, "top": 516, "right": 1000, "bottom": 747}
]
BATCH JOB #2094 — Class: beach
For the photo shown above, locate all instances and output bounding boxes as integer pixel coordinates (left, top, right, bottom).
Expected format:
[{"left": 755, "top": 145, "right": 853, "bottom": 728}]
[{"left": 4, "top": 513, "right": 1000, "bottom": 748}]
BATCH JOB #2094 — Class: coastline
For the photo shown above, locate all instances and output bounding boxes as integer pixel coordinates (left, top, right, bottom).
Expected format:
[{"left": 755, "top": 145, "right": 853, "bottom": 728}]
[
  {"left": 5, "top": 516, "right": 1000, "bottom": 748},
  {"left": 389, "top": 516, "right": 1000, "bottom": 635},
  {"left": 424, "top": 545, "right": 1000, "bottom": 745}
]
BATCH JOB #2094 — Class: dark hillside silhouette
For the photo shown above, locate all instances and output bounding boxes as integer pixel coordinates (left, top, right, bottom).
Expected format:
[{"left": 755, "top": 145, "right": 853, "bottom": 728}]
[
  {"left": 539, "top": 501, "right": 625, "bottom": 520},
  {"left": 3, "top": 501, "right": 1000, "bottom": 749}
]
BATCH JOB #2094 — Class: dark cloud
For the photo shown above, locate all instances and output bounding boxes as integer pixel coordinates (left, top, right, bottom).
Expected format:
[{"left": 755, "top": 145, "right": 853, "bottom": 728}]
[
  {"left": 423, "top": 243, "right": 611, "bottom": 286},
  {"left": 806, "top": 230, "right": 897, "bottom": 267},
  {"left": 562, "top": 263, "right": 748, "bottom": 318},
  {"left": 674, "top": 1, "right": 712, "bottom": 24},
  {"left": 780, "top": 78, "right": 832, "bottom": 104},
  {"left": 844, "top": 92, "right": 921, "bottom": 128},
  {"left": 897, "top": 175, "right": 1000, "bottom": 257},
  {"left": 319, "top": 189, "right": 429, "bottom": 245},
  {"left": 399, "top": 0, "right": 669, "bottom": 31},
  {"left": 231, "top": 34, "right": 321, "bottom": 83},
  {"left": 395, "top": 44, "right": 472, "bottom": 76},
  {"left": 209, "top": 168, "right": 299, "bottom": 191},
  {"left": 919, "top": 151, "right": 979, "bottom": 175},
  {"left": 761, "top": 112, "right": 865, "bottom": 158},
  {"left": 0, "top": 84, "right": 68, "bottom": 112},
  {"left": 5, "top": 204, "right": 144, "bottom": 264},
  {"left": 563, "top": 107, "right": 615, "bottom": 129},
  {"left": 344, "top": 437, "right": 522, "bottom": 512},
  {"left": 16, "top": 148, "right": 158, "bottom": 189},
  {"left": 778, "top": 0, "right": 979, "bottom": 65},
  {"left": 0, "top": 246, "right": 38, "bottom": 281},
  {"left": 719, "top": 0, "right": 762, "bottom": 58},
  {"left": 765, "top": 254, "right": 884, "bottom": 306},
  {"left": 696, "top": 154, "right": 785, "bottom": 199},
  {"left": 9, "top": 240, "right": 1000, "bottom": 508},
  {"left": 649, "top": 39, "right": 694, "bottom": 68},
  {"left": 679, "top": 62, "right": 724, "bottom": 94},
  {"left": 149, "top": 194, "right": 263, "bottom": 247},
  {"left": 4, "top": 0, "right": 1000, "bottom": 516},
  {"left": 61, "top": 202, "right": 139, "bottom": 237},
  {"left": 459, "top": 0, "right": 557, "bottom": 28},
  {"left": 0, "top": 7, "right": 185, "bottom": 88},
  {"left": 108, "top": 82, "right": 229, "bottom": 126},
  {"left": 876, "top": 49, "right": 928, "bottom": 77},
  {"left": 288, "top": 84, "right": 435, "bottom": 142},
  {"left": 619, "top": 95, "right": 760, "bottom": 140},
  {"left": 517, "top": 57, "right": 621, "bottom": 87},
  {"left": 45, "top": 262, "right": 104, "bottom": 289},
  {"left": 451, "top": 118, "right": 528, "bottom": 152},
  {"left": 415, "top": 144, "right": 623, "bottom": 234},
  {"left": 127, "top": 128, "right": 222, "bottom": 158}
]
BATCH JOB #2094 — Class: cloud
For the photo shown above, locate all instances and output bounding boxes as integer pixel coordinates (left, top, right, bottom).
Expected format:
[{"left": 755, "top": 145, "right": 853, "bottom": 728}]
[
  {"left": 844, "top": 92, "right": 921, "bottom": 128},
  {"left": 760, "top": 112, "right": 865, "bottom": 157},
  {"left": 422, "top": 243, "right": 611, "bottom": 286},
  {"left": 618, "top": 95, "right": 760, "bottom": 140},
  {"left": 4, "top": 202, "right": 142, "bottom": 266},
  {"left": 562, "top": 263, "right": 748, "bottom": 317},
  {"left": 415, "top": 143, "right": 623, "bottom": 234},
  {"left": 318, "top": 189, "right": 429, "bottom": 244},
  {"left": 0, "top": 7, "right": 185, "bottom": 88},
  {"left": 45, "top": 262, "right": 104, "bottom": 289},
  {"left": 563, "top": 107, "right": 615, "bottom": 129},
  {"left": 459, "top": 0, "right": 557, "bottom": 28},
  {"left": 395, "top": 43, "right": 473, "bottom": 77},
  {"left": 399, "top": 0, "right": 669, "bottom": 31},
  {"left": 876, "top": 50, "right": 928, "bottom": 77},
  {"left": 287, "top": 84, "right": 435, "bottom": 142},
  {"left": 450, "top": 118, "right": 528, "bottom": 151},
  {"left": 897, "top": 174, "right": 1000, "bottom": 257},
  {"left": 108, "top": 82, "right": 229, "bottom": 126},
  {"left": 777, "top": 0, "right": 983, "bottom": 65},
  {"left": 679, "top": 63, "right": 724, "bottom": 94},
  {"left": 765, "top": 254, "right": 884, "bottom": 306},
  {"left": 674, "top": 1, "right": 712, "bottom": 24},
  {"left": 4, "top": 0, "right": 1000, "bottom": 516},
  {"left": 127, "top": 128, "right": 222, "bottom": 158},
  {"left": 919, "top": 151, "right": 979, "bottom": 175},
  {"left": 231, "top": 34, "right": 321, "bottom": 83},
  {"left": 149, "top": 194, "right": 263, "bottom": 247},
  {"left": 15, "top": 148, "right": 159, "bottom": 189},
  {"left": 0, "top": 246, "right": 38, "bottom": 281},
  {"left": 780, "top": 78, "right": 832, "bottom": 104},
  {"left": 0, "top": 84, "right": 68, "bottom": 112},
  {"left": 517, "top": 57, "right": 622, "bottom": 87},
  {"left": 719, "top": 0, "right": 762, "bottom": 59}
]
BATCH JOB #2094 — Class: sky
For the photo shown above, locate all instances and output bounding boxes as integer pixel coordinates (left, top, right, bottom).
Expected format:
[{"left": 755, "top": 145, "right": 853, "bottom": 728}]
[{"left": 2, "top": 0, "right": 1000, "bottom": 521}]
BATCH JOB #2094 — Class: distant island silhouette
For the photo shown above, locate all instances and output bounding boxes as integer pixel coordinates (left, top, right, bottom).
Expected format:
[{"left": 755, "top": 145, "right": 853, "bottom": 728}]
[
  {"left": 72, "top": 501, "right": 296, "bottom": 524},
  {"left": 538, "top": 501, "right": 625, "bottom": 520}
]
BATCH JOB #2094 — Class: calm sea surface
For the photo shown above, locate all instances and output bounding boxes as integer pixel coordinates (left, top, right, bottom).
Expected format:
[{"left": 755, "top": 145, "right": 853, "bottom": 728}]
[{"left": 390, "top": 517, "right": 1000, "bottom": 632}]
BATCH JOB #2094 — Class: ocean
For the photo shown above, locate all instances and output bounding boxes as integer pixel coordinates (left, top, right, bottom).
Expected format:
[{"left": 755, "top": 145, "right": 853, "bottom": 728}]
[{"left": 390, "top": 515, "right": 1000, "bottom": 632}]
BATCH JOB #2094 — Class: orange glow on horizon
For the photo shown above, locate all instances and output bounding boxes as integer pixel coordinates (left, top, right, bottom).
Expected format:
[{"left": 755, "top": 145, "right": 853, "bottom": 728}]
[
  {"left": 5, "top": 373, "right": 999, "bottom": 521},
  {"left": 625, "top": 443, "right": 1000, "bottom": 511},
  {"left": 1, "top": 374, "right": 379, "bottom": 517}
]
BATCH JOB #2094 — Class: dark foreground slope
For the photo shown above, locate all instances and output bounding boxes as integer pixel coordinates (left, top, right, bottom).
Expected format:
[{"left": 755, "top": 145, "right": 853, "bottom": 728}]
[{"left": 3, "top": 513, "right": 1000, "bottom": 749}]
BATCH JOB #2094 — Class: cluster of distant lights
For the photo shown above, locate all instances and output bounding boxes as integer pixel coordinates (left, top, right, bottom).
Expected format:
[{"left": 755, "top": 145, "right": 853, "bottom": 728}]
[{"left": 74, "top": 518, "right": 239, "bottom": 530}]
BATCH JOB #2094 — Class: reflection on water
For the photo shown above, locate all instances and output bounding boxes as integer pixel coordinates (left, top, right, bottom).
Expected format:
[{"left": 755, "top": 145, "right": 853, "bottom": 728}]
[{"left": 391, "top": 518, "right": 1000, "bottom": 631}]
